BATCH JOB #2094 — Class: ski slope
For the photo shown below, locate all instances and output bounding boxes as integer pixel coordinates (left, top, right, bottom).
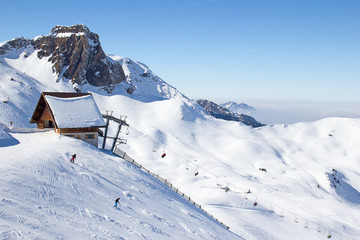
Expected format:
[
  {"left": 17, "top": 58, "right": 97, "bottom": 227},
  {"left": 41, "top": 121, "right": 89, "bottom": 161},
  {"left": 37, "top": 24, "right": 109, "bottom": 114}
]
[
  {"left": 1, "top": 42, "right": 360, "bottom": 239},
  {"left": 0, "top": 126, "right": 241, "bottom": 239},
  {"left": 93, "top": 93, "right": 360, "bottom": 240}
]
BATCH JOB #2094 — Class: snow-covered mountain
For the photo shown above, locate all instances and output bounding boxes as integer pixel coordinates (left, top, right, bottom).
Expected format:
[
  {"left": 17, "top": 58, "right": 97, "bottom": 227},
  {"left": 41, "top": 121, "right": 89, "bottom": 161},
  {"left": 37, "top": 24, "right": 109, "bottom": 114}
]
[
  {"left": 0, "top": 25, "right": 125, "bottom": 89},
  {"left": 1, "top": 25, "right": 360, "bottom": 239},
  {"left": 196, "top": 99, "right": 263, "bottom": 127},
  {"left": 0, "top": 24, "right": 189, "bottom": 128},
  {"left": 221, "top": 101, "right": 256, "bottom": 116}
]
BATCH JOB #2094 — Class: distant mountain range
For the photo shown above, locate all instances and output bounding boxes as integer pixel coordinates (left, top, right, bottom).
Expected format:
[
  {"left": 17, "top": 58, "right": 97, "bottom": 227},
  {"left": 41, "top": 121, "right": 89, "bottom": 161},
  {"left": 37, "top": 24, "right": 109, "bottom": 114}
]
[
  {"left": 220, "top": 101, "right": 256, "bottom": 116},
  {"left": 196, "top": 99, "right": 263, "bottom": 127}
]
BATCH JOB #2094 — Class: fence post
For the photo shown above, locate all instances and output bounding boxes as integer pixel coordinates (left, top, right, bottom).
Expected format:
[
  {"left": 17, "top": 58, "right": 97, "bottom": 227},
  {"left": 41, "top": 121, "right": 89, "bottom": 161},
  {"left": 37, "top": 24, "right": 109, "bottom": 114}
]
[{"left": 112, "top": 148, "right": 230, "bottom": 230}]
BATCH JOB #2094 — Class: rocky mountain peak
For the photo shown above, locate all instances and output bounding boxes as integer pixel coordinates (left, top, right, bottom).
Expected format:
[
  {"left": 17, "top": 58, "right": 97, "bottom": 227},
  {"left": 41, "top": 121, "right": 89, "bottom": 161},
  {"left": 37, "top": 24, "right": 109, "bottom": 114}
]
[
  {"left": 1, "top": 25, "right": 125, "bottom": 90},
  {"left": 49, "top": 24, "right": 99, "bottom": 46},
  {"left": 34, "top": 24, "right": 125, "bottom": 88},
  {"left": 51, "top": 24, "right": 90, "bottom": 34}
]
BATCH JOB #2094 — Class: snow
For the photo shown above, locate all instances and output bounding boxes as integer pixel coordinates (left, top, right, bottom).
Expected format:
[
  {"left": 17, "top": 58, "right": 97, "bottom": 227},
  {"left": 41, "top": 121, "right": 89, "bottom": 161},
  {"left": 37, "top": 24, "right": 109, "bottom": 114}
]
[
  {"left": 0, "top": 123, "right": 19, "bottom": 147},
  {"left": 45, "top": 95, "right": 105, "bottom": 128},
  {"left": 51, "top": 32, "right": 86, "bottom": 38},
  {"left": 1, "top": 38, "right": 360, "bottom": 239},
  {"left": 92, "top": 92, "right": 360, "bottom": 240},
  {"left": 0, "top": 126, "right": 239, "bottom": 240}
]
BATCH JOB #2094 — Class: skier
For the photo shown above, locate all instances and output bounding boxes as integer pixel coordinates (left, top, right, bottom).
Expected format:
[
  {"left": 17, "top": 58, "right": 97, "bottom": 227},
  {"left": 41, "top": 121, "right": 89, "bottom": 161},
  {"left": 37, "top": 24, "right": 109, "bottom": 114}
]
[
  {"left": 70, "top": 154, "right": 76, "bottom": 163},
  {"left": 114, "top": 197, "right": 120, "bottom": 208},
  {"left": 161, "top": 153, "right": 166, "bottom": 158}
]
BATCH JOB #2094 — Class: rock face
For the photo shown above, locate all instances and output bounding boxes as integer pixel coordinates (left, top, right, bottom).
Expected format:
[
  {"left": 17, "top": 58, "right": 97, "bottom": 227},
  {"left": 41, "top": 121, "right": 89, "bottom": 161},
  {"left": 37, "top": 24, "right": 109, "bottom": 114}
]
[
  {"left": 0, "top": 25, "right": 126, "bottom": 88},
  {"left": 196, "top": 99, "right": 264, "bottom": 128}
]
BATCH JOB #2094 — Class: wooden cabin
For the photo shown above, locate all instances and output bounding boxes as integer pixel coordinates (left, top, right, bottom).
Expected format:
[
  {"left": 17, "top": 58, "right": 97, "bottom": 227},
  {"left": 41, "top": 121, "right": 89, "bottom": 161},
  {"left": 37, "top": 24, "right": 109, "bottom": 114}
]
[{"left": 30, "top": 92, "right": 105, "bottom": 147}]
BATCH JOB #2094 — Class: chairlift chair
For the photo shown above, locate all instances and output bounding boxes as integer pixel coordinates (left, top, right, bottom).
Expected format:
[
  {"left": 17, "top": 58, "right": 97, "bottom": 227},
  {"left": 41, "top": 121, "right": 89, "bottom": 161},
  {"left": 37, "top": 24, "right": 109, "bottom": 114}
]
[
  {"left": 161, "top": 146, "right": 166, "bottom": 158},
  {"left": 304, "top": 221, "right": 308, "bottom": 228},
  {"left": 194, "top": 166, "right": 199, "bottom": 176},
  {"left": 185, "top": 160, "right": 189, "bottom": 170}
]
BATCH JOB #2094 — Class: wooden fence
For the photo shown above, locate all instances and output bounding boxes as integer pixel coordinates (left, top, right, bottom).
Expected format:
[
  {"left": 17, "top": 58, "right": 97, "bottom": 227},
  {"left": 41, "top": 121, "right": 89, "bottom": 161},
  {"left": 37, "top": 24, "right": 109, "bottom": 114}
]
[{"left": 113, "top": 146, "right": 229, "bottom": 229}]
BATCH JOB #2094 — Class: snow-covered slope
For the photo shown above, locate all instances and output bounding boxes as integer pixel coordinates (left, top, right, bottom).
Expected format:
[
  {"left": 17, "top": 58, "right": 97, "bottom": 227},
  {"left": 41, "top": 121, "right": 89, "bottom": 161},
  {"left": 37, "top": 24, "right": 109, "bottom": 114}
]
[
  {"left": 1, "top": 27, "right": 360, "bottom": 239},
  {"left": 0, "top": 126, "right": 241, "bottom": 240},
  {"left": 93, "top": 93, "right": 360, "bottom": 240},
  {"left": 108, "top": 55, "right": 181, "bottom": 99},
  {"left": 0, "top": 46, "right": 75, "bottom": 128}
]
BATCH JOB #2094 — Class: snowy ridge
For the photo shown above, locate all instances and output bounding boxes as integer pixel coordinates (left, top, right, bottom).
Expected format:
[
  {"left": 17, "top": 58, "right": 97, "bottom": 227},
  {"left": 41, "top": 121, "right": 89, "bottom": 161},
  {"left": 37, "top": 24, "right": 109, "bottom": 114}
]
[{"left": 108, "top": 55, "right": 181, "bottom": 99}]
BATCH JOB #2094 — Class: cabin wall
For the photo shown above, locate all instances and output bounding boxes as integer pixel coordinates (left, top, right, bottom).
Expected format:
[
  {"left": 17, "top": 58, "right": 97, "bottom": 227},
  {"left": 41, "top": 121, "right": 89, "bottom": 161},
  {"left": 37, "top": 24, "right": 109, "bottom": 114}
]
[
  {"left": 38, "top": 107, "right": 54, "bottom": 128},
  {"left": 57, "top": 128, "right": 100, "bottom": 147}
]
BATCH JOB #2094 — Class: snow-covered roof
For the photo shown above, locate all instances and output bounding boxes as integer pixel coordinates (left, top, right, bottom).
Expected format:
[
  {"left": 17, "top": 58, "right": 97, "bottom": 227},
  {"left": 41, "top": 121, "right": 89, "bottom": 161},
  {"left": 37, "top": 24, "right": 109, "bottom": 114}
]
[{"left": 45, "top": 94, "right": 105, "bottom": 129}]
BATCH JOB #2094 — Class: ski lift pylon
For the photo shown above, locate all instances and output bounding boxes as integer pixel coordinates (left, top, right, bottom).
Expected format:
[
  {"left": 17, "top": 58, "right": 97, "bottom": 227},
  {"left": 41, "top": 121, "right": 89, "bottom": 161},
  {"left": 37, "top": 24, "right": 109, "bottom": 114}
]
[{"left": 152, "top": 142, "right": 156, "bottom": 152}]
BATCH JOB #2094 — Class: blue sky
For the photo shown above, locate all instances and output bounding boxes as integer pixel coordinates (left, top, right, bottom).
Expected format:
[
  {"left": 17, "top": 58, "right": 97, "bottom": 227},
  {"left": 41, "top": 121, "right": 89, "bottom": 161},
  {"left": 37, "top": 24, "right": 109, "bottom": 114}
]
[{"left": 1, "top": 0, "right": 359, "bottom": 102}]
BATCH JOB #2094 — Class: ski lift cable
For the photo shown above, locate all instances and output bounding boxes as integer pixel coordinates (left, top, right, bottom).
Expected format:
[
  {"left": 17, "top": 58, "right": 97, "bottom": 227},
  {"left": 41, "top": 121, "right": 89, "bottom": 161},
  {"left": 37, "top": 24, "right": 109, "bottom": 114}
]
[
  {"left": 126, "top": 124, "right": 337, "bottom": 237},
  {"left": 127, "top": 125, "right": 335, "bottom": 236},
  {"left": 165, "top": 147, "right": 333, "bottom": 235}
]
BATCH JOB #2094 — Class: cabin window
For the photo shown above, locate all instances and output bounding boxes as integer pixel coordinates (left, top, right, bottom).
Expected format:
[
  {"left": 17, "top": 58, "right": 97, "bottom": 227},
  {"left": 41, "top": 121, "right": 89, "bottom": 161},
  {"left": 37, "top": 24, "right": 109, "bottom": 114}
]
[
  {"left": 65, "top": 135, "right": 75, "bottom": 138},
  {"left": 76, "top": 135, "right": 81, "bottom": 139},
  {"left": 85, "top": 134, "right": 95, "bottom": 139},
  {"left": 48, "top": 120, "right": 53, "bottom": 128}
]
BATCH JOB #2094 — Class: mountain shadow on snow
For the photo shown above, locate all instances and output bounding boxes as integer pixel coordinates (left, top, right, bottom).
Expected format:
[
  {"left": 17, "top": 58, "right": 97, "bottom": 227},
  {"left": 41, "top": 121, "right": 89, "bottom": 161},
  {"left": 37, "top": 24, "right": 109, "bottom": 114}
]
[
  {"left": 327, "top": 169, "right": 360, "bottom": 205},
  {"left": 0, "top": 124, "right": 19, "bottom": 147}
]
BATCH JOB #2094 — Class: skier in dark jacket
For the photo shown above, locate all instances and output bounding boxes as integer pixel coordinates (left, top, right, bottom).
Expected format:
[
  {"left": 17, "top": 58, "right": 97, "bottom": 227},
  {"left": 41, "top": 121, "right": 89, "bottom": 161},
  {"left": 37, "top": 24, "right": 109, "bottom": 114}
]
[
  {"left": 70, "top": 154, "right": 76, "bottom": 163},
  {"left": 114, "top": 197, "right": 120, "bottom": 208}
]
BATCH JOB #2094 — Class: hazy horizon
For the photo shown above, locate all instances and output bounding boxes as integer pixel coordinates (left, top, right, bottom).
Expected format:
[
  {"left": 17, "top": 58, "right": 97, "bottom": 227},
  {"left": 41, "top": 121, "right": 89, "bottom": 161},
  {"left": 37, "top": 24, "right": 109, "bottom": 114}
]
[{"left": 206, "top": 98, "right": 360, "bottom": 124}]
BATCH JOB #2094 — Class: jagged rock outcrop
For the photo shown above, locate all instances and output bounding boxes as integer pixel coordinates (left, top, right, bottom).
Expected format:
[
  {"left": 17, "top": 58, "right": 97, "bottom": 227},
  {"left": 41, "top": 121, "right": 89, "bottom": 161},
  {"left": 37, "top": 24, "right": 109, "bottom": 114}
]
[
  {"left": 0, "top": 24, "right": 126, "bottom": 88},
  {"left": 0, "top": 37, "right": 32, "bottom": 55},
  {"left": 196, "top": 99, "right": 264, "bottom": 128}
]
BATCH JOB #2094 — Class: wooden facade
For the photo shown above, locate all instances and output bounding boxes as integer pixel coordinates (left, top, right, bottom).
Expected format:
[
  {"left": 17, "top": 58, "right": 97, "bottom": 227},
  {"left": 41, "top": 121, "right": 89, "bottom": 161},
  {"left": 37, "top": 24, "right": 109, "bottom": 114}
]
[{"left": 30, "top": 92, "right": 105, "bottom": 147}]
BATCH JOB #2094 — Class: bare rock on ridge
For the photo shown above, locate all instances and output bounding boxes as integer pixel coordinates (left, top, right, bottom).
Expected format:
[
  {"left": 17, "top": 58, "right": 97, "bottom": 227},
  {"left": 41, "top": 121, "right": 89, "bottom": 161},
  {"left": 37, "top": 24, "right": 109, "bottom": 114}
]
[{"left": 0, "top": 24, "right": 126, "bottom": 88}]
